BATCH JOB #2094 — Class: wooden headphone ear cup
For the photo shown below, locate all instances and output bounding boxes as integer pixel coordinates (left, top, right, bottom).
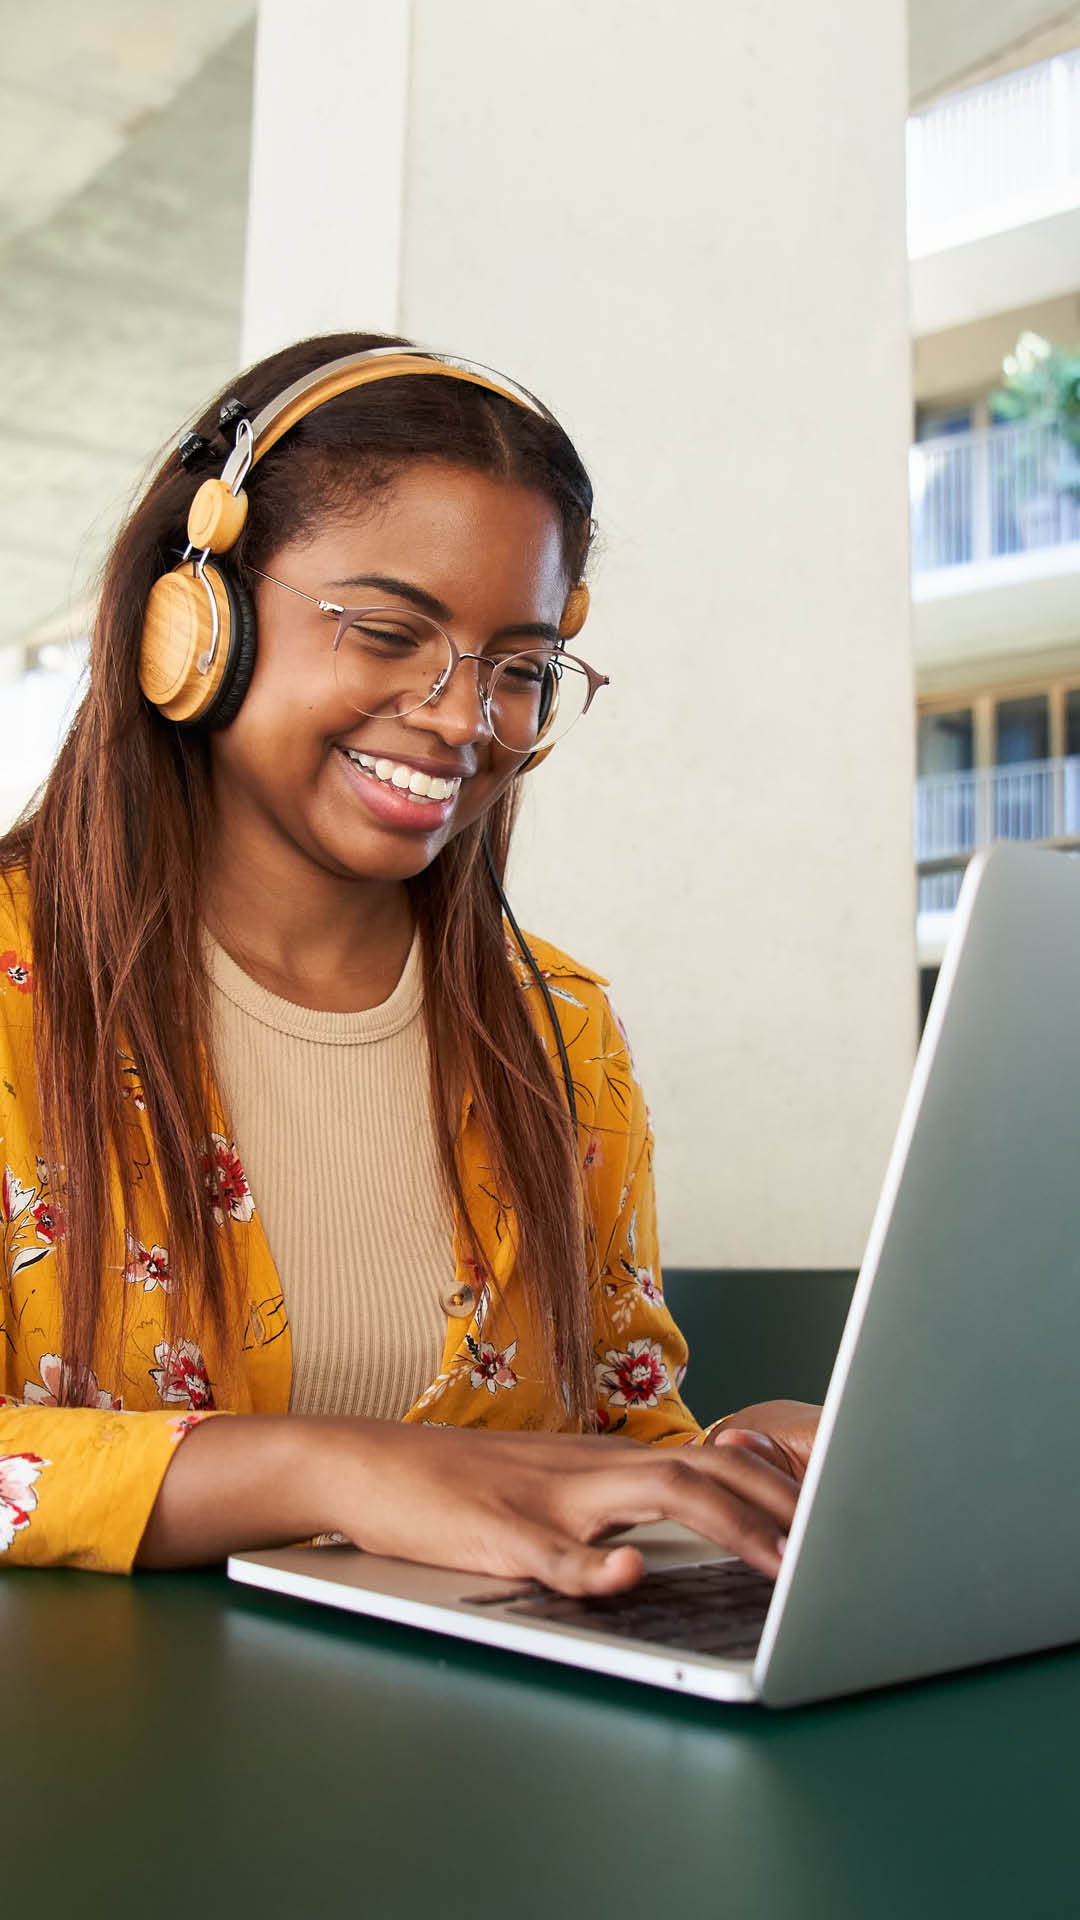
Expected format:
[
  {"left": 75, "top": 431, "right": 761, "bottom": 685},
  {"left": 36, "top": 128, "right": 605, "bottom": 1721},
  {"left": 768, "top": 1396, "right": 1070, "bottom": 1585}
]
[
  {"left": 558, "top": 582, "right": 589, "bottom": 640},
  {"left": 199, "top": 572, "right": 257, "bottom": 729},
  {"left": 140, "top": 567, "right": 232, "bottom": 723},
  {"left": 139, "top": 563, "right": 253, "bottom": 727}
]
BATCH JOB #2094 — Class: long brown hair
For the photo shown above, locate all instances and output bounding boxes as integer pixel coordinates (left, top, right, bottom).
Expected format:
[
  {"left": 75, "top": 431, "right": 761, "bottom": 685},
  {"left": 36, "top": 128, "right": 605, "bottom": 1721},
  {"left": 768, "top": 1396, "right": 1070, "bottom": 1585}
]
[{"left": 0, "top": 330, "right": 598, "bottom": 1418}]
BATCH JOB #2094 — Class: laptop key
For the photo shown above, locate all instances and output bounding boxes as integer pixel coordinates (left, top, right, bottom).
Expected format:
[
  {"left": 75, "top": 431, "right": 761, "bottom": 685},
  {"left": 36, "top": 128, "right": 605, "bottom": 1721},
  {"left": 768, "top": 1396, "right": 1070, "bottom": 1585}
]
[{"left": 504, "top": 1559, "right": 774, "bottom": 1661}]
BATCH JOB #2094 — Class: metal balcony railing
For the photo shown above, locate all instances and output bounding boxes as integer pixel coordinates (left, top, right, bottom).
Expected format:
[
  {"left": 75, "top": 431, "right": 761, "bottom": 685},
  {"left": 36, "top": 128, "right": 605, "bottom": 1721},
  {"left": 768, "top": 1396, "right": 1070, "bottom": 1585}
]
[
  {"left": 915, "top": 757, "right": 1080, "bottom": 910},
  {"left": 909, "top": 420, "right": 1080, "bottom": 575},
  {"left": 907, "top": 51, "right": 1080, "bottom": 255}
]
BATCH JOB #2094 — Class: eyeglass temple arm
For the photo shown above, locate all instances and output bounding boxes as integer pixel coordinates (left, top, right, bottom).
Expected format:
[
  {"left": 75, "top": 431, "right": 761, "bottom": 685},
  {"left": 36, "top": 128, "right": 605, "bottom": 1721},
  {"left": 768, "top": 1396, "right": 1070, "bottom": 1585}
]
[{"left": 246, "top": 566, "right": 344, "bottom": 616}]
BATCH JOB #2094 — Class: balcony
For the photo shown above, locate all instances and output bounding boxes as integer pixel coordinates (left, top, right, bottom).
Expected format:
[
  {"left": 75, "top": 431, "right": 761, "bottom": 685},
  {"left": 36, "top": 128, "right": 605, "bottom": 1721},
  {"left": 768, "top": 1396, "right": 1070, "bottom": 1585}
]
[
  {"left": 909, "top": 421, "right": 1080, "bottom": 668},
  {"left": 915, "top": 756, "right": 1080, "bottom": 917},
  {"left": 908, "top": 53, "right": 1080, "bottom": 256},
  {"left": 907, "top": 52, "right": 1080, "bottom": 331},
  {"left": 911, "top": 420, "right": 1080, "bottom": 573}
]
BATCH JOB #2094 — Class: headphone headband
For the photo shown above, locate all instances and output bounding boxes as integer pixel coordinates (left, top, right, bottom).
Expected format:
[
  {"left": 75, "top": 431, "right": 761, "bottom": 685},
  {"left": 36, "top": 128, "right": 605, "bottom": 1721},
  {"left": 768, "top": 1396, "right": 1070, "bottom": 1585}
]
[{"left": 218, "top": 346, "right": 559, "bottom": 490}]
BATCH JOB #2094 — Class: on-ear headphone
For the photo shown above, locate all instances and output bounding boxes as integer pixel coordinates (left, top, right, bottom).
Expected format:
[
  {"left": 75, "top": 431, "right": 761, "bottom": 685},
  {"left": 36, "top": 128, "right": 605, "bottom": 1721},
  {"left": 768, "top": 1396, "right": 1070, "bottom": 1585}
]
[{"left": 138, "top": 345, "right": 590, "bottom": 731}]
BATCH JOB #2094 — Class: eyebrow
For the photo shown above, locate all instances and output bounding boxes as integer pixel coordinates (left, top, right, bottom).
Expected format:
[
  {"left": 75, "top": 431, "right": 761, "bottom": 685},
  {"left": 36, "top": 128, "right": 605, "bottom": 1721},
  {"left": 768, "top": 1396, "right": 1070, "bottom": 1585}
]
[{"left": 327, "top": 572, "right": 562, "bottom": 646}]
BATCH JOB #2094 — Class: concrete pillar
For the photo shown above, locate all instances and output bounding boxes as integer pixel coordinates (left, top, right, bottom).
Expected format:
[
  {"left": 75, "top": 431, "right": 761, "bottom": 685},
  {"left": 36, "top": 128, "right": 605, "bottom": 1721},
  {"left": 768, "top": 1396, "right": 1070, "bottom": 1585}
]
[
  {"left": 241, "top": 0, "right": 410, "bottom": 363},
  {"left": 243, "top": 0, "right": 918, "bottom": 1270}
]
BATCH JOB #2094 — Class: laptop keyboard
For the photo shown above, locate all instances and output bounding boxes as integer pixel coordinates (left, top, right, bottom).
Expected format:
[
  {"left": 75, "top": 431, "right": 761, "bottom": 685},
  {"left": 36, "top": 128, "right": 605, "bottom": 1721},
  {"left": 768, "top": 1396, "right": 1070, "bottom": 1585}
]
[{"left": 503, "top": 1559, "right": 775, "bottom": 1661}]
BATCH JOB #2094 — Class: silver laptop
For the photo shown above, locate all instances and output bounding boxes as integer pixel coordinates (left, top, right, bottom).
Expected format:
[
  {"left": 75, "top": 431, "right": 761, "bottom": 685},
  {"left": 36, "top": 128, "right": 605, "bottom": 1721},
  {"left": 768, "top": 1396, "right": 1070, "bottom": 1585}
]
[{"left": 230, "top": 844, "right": 1080, "bottom": 1708}]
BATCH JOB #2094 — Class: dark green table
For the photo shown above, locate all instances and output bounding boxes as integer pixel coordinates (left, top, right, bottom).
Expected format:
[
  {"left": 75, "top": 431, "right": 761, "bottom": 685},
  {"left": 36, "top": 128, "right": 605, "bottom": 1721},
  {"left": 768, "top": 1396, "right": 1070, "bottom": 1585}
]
[{"left": 4, "top": 1566, "right": 1077, "bottom": 1917}]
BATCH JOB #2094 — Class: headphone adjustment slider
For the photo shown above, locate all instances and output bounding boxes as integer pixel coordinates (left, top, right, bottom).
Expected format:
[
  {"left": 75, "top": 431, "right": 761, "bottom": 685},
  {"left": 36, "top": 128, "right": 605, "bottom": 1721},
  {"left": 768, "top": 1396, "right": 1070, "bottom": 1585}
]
[
  {"left": 177, "top": 431, "right": 212, "bottom": 473},
  {"left": 217, "top": 397, "right": 250, "bottom": 443}
]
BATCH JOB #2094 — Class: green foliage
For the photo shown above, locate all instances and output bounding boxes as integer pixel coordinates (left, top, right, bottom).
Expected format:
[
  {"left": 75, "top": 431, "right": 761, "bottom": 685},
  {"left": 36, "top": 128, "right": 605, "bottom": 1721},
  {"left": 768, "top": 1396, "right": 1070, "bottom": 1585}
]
[{"left": 990, "top": 332, "right": 1080, "bottom": 453}]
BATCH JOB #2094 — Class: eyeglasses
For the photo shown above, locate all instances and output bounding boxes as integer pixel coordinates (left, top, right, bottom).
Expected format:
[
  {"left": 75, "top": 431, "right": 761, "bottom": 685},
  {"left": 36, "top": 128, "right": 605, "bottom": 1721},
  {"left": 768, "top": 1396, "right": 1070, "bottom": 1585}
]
[{"left": 248, "top": 567, "right": 609, "bottom": 753}]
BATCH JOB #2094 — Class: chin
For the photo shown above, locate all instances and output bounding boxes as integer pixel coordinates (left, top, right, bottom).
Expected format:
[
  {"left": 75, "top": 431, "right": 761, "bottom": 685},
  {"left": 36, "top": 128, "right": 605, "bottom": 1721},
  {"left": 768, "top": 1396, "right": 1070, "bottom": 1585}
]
[{"left": 312, "top": 824, "right": 454, "bottom": 883}]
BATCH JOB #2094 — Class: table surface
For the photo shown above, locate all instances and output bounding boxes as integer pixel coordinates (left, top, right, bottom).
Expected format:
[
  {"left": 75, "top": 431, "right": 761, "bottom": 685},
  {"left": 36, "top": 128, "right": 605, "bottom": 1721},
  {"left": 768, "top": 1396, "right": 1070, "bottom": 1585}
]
[{"left": 5, "top": 1565, "right": 1077, "bottom": 1919}]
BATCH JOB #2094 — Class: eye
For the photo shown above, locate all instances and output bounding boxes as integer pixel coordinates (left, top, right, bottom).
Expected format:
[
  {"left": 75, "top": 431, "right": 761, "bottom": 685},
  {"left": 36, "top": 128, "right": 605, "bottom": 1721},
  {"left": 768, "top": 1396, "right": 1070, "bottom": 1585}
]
[
  {"left": 346, "top": 619, "right": 426, "bottom": 653},
  {"left": 495, "top": 652, "right": 557, "bottom": 689}
]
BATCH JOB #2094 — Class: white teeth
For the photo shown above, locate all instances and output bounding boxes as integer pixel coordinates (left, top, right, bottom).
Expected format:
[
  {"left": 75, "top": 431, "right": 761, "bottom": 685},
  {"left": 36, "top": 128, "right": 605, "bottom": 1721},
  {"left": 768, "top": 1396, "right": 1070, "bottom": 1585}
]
[{"left": 343, "top": 748, "right": 460, "bottom": 804}]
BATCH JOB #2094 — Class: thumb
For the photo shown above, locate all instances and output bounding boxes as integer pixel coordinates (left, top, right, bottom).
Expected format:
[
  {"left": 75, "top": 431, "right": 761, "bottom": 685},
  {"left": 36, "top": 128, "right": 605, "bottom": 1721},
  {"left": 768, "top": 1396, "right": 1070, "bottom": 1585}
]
[
  {"left": 528, "top": 1530, "right": 645, "bottom": 1597},
  {"left": 712, "top": 1426, "right": 790, "bottom": 1472}
]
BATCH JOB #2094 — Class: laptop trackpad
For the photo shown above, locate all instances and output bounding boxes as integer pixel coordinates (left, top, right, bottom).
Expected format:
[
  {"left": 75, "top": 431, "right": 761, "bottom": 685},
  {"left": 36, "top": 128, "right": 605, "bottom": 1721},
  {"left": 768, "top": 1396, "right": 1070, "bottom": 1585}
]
[{"left": 604, "top": 1520, "right": 738, "bottom": 1569}]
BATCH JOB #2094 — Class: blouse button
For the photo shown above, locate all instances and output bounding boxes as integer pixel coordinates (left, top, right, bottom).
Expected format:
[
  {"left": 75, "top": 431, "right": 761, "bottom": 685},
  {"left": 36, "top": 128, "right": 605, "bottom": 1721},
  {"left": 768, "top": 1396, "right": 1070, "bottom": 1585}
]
[{"left": 442, "top": 1282, "right": 476, "bottom": 1319}]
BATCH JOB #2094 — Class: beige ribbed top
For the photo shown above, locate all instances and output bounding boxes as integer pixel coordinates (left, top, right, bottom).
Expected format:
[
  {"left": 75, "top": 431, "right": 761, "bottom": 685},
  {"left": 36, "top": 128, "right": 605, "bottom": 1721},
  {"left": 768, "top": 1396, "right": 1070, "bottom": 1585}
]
[{"left": 204, "top": 928, "right": 451, "bottom": 1420}]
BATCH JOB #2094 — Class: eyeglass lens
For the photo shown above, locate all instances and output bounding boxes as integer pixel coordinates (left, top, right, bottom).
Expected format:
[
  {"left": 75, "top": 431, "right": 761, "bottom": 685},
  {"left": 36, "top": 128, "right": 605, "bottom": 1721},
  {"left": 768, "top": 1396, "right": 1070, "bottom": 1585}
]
[{"left": 332, "top": 609, "right": 591, "bottom": 750}]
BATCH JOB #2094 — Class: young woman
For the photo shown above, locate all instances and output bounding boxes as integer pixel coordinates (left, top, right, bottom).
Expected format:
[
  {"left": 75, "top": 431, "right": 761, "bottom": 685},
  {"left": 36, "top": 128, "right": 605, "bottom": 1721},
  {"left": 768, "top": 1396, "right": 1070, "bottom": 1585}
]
[{"left": 0, "top": 330, "right": 818, "bottom": 1590}]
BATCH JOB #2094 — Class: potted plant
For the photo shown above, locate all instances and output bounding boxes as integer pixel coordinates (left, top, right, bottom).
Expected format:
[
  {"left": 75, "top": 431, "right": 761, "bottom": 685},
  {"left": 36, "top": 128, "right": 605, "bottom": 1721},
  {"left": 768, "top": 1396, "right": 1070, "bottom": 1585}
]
[{"left": 989, "top": 333, "right": 1080, "bottom": 551}]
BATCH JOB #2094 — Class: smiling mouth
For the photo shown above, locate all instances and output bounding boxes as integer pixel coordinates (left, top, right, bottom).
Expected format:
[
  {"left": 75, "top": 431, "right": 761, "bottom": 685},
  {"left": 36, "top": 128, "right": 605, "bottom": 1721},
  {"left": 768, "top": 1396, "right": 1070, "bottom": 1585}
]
[{"left": 338, "top": 747, "right": 463, "bottom": 804}]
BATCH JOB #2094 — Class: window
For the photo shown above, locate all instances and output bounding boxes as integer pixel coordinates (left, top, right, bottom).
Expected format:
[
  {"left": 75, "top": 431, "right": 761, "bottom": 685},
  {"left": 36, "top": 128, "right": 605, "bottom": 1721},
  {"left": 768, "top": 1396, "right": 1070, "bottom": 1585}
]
[
  {"left": 917, "top": 708, "right": 973, "bottom": 777},
  {"left": 1067, "top": 687, "right": 1080, "bottom": 759},
  {"left": 917, "top": 675, "right": 1080, "bottom": 872},
  {"left": 994, "top": 694, "right": 1049, "bottom": 766},
  {"left": 914, "top": 406, "right": 973, "bottom": 442}
]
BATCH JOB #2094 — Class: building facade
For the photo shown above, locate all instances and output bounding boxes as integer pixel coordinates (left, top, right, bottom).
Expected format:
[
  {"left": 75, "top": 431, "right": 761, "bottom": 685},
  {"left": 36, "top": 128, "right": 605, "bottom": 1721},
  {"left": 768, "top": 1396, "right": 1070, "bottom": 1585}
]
[{"left": 908, "top": 46, "right": 1080, "bottom": 1015}]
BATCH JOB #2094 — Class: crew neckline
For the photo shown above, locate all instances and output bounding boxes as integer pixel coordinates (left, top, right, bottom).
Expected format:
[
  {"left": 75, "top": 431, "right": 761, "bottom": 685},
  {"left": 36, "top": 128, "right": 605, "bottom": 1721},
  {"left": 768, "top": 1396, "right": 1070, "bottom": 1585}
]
[{"left": 202, "top": 923, "right": 424, "bottom": 1044}]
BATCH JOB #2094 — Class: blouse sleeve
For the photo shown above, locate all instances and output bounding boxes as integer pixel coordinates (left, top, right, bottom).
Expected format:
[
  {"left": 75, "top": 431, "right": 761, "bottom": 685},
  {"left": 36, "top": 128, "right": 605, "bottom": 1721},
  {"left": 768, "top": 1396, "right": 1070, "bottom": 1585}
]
[
  {"left": 585, "top": 995, "right": 723, "bottom": 1448},
  {"left": 0, "top": 881, "right": 230, "bottom": 1573},
  {"left": 0, "top": 1397, "right": 226, "bottom": 1573}
]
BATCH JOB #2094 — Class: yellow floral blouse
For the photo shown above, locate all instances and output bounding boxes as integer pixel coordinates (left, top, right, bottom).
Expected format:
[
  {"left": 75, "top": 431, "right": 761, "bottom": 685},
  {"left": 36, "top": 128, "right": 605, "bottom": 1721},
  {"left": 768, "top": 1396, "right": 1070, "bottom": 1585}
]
[{"left": 0, "top": 865, "right": 715, "bottom": 1574}]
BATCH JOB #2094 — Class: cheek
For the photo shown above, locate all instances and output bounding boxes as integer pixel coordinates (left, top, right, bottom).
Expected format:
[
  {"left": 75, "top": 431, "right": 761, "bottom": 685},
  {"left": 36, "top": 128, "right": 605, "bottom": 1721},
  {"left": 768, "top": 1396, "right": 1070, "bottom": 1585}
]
[
  {"left": 226, "top": 645, "right": 342, "bottom": 760},
  {"left": 447, "top": 756, "right": 526, "bottom": 834}
]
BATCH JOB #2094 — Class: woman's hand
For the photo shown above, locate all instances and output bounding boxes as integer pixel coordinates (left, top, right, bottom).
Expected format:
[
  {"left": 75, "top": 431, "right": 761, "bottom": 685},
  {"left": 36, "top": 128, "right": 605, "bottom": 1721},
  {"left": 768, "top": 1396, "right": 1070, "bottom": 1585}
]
[
  {"left": 138, "top": 1413, "right": 800, "bottom": 1591},
  {"left": 316, "top": 1421, "right": 801, "bottom": 1594},
  {"left": 710, "top": 1400, "right": 822, "bottom": 1483}
]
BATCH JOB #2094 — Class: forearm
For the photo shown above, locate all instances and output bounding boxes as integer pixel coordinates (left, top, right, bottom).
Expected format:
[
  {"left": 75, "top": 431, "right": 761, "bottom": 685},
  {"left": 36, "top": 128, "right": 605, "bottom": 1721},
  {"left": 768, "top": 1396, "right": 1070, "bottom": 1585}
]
[
  {"left": 135, "top": 1413, "right": 361, "bottom": 1569},
  {"left": 137, "top": 1413, "right": 800, "bottom": 1588}
]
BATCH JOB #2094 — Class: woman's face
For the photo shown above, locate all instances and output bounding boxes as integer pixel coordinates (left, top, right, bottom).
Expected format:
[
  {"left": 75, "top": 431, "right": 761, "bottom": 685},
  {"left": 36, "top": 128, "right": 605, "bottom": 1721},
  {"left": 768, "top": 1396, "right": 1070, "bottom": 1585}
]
[{"left": 208, "top": 462, "right": 570, "bottom": 883}]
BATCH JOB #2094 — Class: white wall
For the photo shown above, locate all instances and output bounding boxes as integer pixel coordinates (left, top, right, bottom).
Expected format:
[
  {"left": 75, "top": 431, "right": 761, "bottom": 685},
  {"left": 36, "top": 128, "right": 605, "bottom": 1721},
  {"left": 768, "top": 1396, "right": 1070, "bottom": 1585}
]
[
  {"left": 0, "top": 646, "right": 88, "bottom": 832},
  {"left": 243, "top": 0, "right": 918, "bottom": 1270},
  {"left": 242, "top": 1, "right": 409, "bottom": 361}
]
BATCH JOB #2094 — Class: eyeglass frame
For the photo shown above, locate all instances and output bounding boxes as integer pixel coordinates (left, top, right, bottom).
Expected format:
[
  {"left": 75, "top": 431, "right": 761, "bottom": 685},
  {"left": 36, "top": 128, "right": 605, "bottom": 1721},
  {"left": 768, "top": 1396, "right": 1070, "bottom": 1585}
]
[{"left": 246, "top": 565, "right": 610, "bottom": 748}]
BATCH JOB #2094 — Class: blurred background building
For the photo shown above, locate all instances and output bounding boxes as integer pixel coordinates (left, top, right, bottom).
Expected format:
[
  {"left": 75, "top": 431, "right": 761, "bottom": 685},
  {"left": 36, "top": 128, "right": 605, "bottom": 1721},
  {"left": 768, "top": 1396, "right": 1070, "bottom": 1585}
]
[
  {"left": 1, "top": 0, "right": 1076, "bottom": 1276},
  {"left": 908, "top": 31, "right": 1080, "bottom": 1013}
]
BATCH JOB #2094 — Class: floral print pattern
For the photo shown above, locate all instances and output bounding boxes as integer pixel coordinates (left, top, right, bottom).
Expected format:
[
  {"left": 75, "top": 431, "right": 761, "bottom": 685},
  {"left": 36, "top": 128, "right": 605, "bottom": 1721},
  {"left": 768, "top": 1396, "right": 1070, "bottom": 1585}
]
[
  {"left": 596, "top": 1338, "right": 671, "bottom": 1411},
  {"left": 2, "top": 1161, "right": 59, "bottom": 1283},
  {"left": 634, "top": 1266, "right": 664, "bottom": 1306},
  {"left": 30, "top": 1196, "right": 64, "bottom": 1244},
  {"left": 123, "top": 1235, "right": 173, "bottom": 1294},
  {"left": 2, "top": 1165, "right": 34, "bottom": 1226},
  {"left": 599, "top": 1206, "right": 665, "bottom": 1331},
  {"left": 0, "top": 1451, "right": 49, "bottom": 1550},
  {"left": 23, "top": 1353, "right": 122, "bottom": 1411},
  {"left": 0, "top": 950, "right": 31, "bottom": 994},
  {"left": 167, "top": 1412, "right": 212, "bottom": 1443},
  {"left": 202, "top": 1133, "right": 255, "bottom": 1226},
  {"left": 149, "top": 1338, "right": 214, "bottom": 1410},
  {"left": 466, "top": 1335, "right": 518, "bottom": 1394}
]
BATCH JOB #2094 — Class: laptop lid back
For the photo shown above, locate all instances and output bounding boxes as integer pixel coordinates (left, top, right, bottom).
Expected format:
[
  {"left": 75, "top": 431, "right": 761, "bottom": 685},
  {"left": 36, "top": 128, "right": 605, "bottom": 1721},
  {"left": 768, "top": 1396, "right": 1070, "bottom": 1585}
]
[{"left": 757, "top": 845, "right": 1080, "bottom": 1707}]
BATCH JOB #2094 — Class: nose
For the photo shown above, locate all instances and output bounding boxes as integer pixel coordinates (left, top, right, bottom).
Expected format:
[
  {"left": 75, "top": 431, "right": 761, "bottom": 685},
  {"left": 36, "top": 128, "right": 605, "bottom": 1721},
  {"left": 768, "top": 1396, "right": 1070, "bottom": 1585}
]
[{"left": 407, "top": 655, "right": 493, "bottom": 748}]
